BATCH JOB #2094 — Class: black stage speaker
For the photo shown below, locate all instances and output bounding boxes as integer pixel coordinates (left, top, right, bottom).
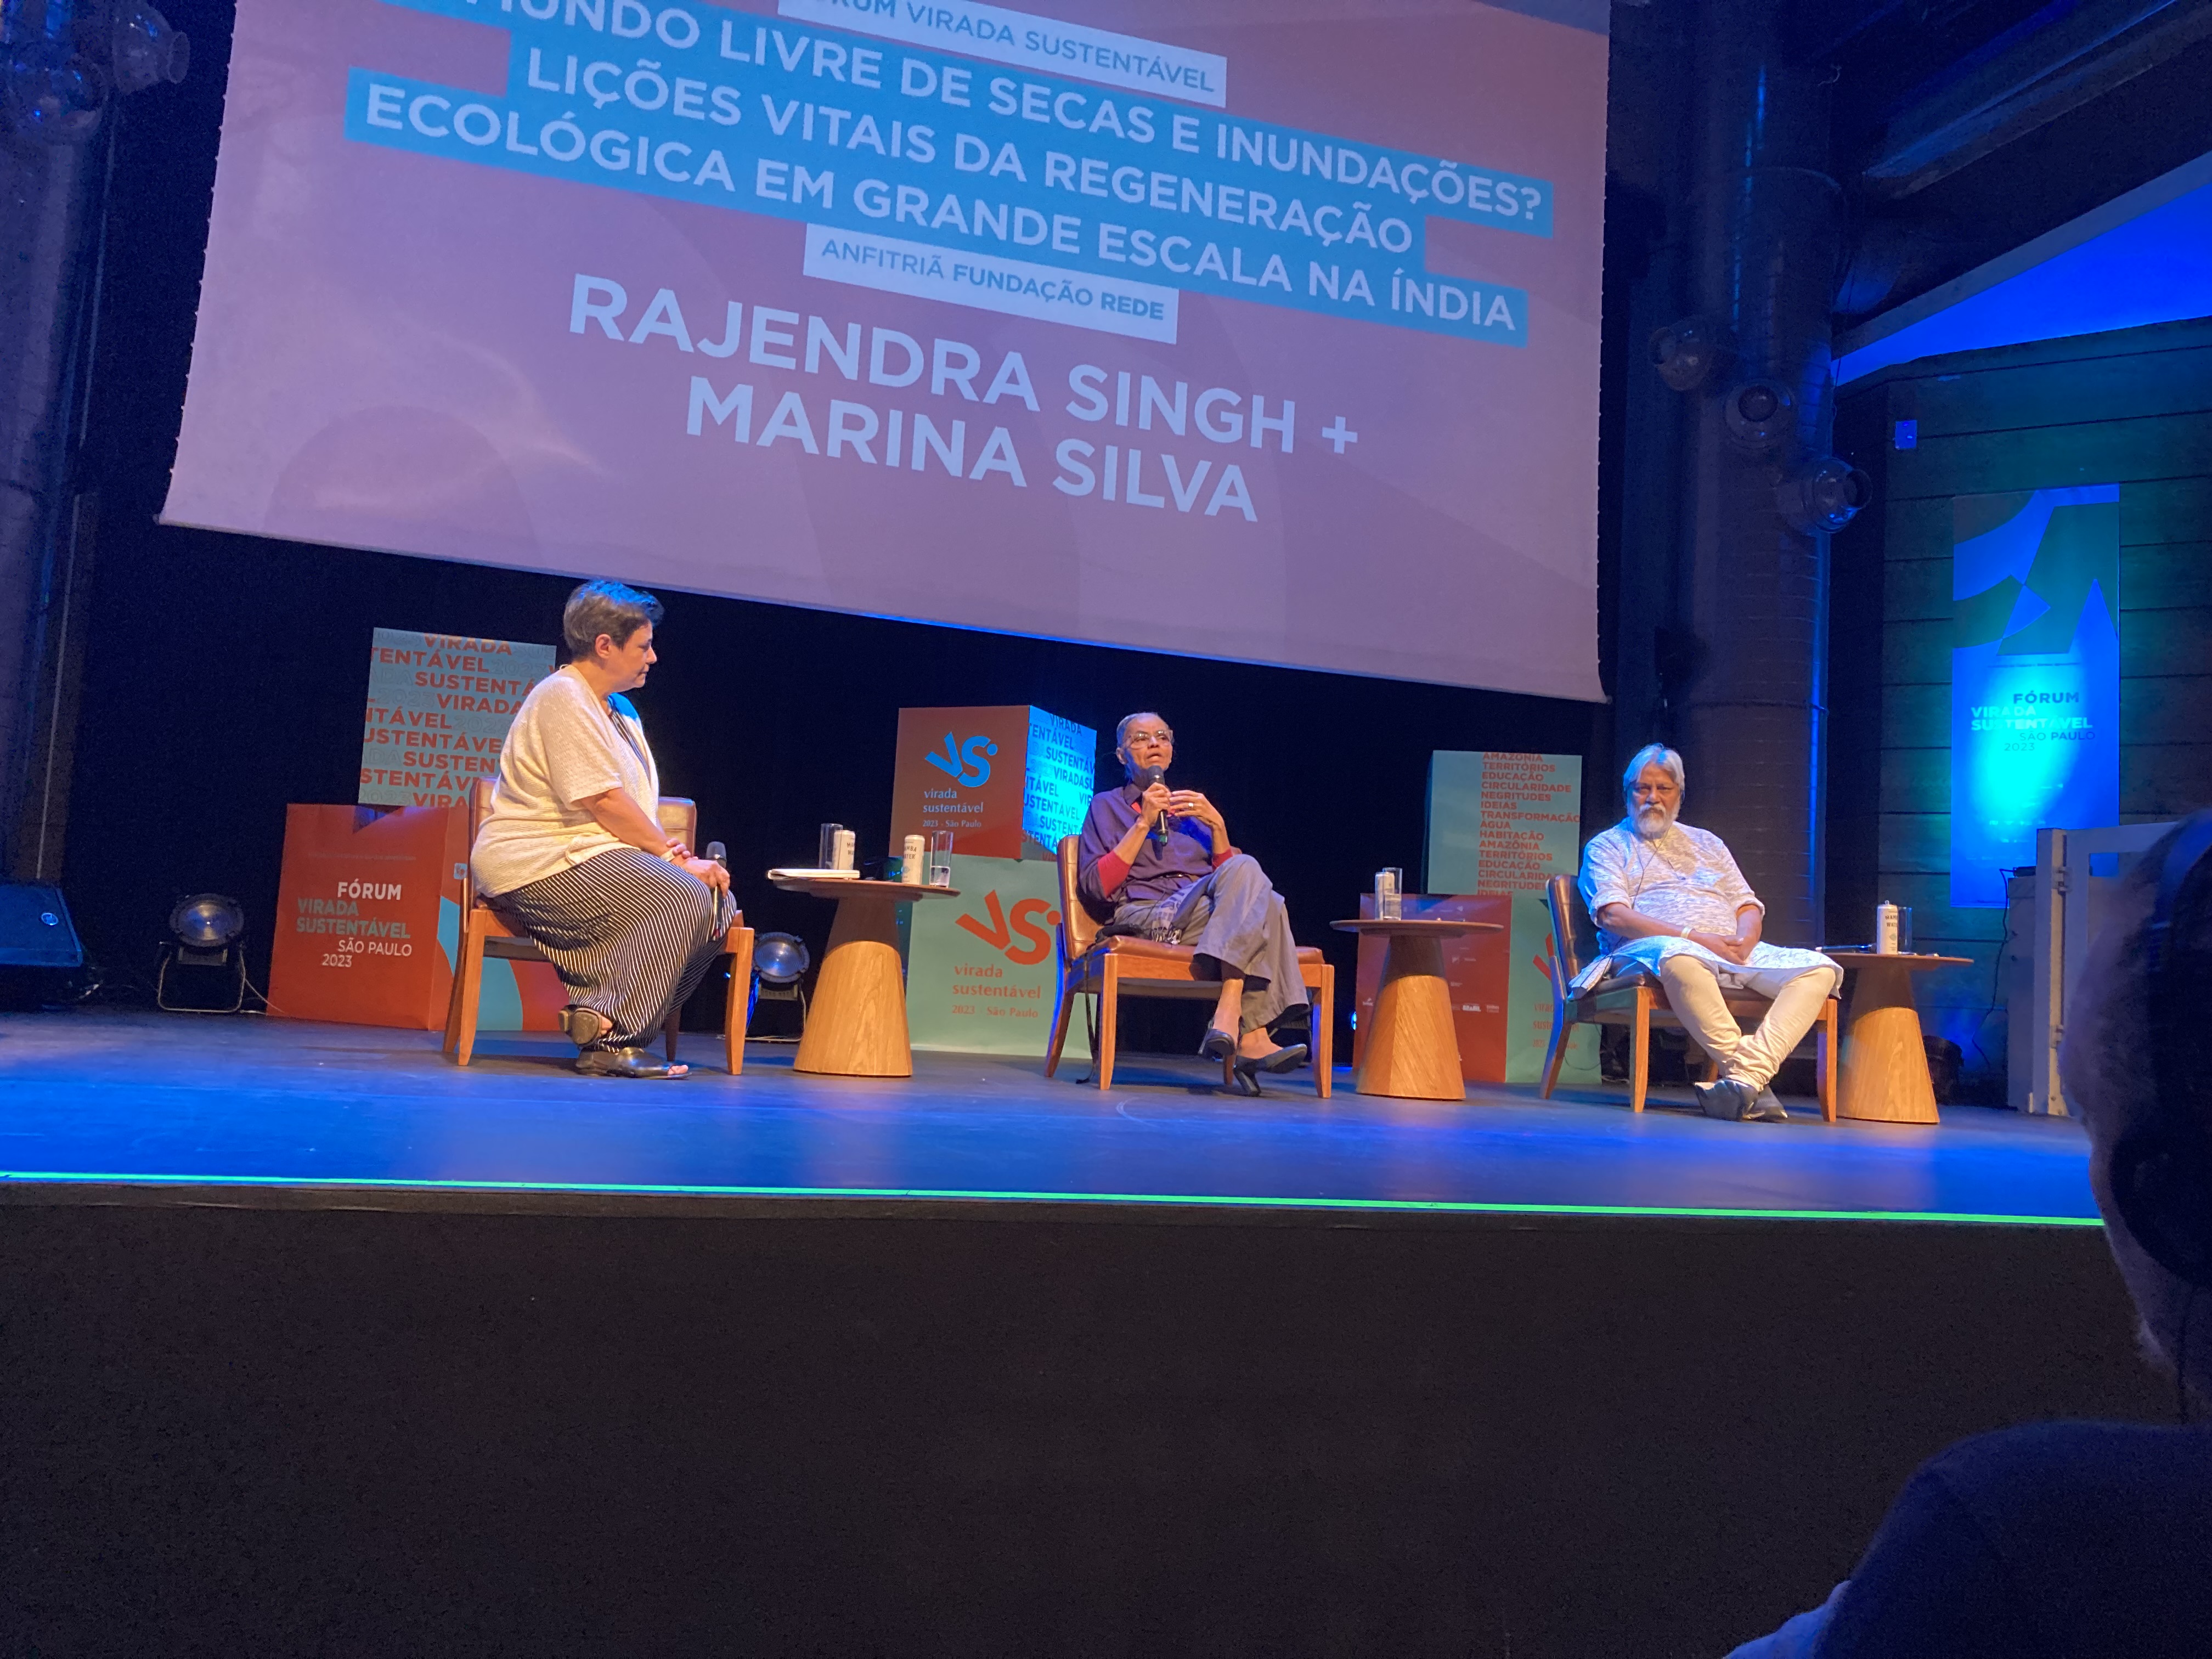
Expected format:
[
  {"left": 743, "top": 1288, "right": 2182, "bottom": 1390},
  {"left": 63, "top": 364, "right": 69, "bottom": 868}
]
[{"left": 0, "top": 884, "right": 84, "bottom": 968}]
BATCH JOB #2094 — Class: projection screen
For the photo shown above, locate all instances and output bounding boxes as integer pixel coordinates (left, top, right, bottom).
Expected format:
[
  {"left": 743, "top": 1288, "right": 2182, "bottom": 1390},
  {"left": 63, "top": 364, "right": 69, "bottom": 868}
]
[{"left": 167, "top": 0, "right": 1609, "bottom": 699}]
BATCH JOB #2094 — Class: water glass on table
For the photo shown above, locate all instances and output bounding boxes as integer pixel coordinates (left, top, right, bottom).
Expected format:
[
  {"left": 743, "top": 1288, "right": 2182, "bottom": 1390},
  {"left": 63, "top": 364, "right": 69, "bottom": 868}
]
[{"left": 1375, "top": 867, "right": 1404, "bottom": 921}]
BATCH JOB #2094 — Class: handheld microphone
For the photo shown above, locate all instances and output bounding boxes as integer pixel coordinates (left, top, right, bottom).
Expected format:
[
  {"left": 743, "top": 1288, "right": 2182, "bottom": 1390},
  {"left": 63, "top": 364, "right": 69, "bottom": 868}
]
[
  {"left": 704, "top": 840, "right": 727, "bottom": 869},
  {"left": 1139, "top": 766, "right": 1170, "bottom": 844}
]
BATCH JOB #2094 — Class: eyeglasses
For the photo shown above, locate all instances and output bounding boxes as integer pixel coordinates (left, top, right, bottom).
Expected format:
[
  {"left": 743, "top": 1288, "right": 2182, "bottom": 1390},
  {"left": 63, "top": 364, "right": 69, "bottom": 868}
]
[{"left": 1124, "top": 729, "right": 1174, "bottom": 746}]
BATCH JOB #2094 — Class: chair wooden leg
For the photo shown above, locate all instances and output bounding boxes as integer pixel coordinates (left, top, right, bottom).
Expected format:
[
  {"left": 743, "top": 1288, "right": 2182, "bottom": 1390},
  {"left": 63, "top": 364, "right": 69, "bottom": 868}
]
[
  {"left": 453, "top": 917, "right": 488, "bottom": 1068},
  {"left": 724, "top": 928, "right": 753, "bottom": 1076},
  {"left": 1538, "top": 1007, "right": 1571, "bottom": 1100},
  {"left": 663, "top": 1008, "right": 682, "bottom": 1063},
  {"left": 441, "top": 944, "right": 466, "bottom": 1057},
  {"left": 1044, "top": 972, "right": 1077, "bottom": 1079},
  {"left": 1094, "top": 958, "right": 1119, "bottom": 1090},
  {"left": 1313, "top": 963, "right": 1334, "bottom": 1099},
  {"left": 1819, "top": 998, "right": 1838, "bottom": 1122},
  {"left": 1629, "top": 985, "right": 1652, "bottom": 1113}
]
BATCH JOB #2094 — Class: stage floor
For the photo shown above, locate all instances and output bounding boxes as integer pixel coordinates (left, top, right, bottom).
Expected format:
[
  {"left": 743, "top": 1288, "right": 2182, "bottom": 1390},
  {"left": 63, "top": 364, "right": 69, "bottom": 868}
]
[{"left": 0, "top": 1011, "right": 2099, "bottom": 1225}]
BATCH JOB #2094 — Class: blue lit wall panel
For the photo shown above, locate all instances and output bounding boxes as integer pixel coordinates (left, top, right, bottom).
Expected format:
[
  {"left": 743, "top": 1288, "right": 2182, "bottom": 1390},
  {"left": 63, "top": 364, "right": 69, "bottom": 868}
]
[{"left": 1949, "top": 487, "right": 2121, "bottom": 908}]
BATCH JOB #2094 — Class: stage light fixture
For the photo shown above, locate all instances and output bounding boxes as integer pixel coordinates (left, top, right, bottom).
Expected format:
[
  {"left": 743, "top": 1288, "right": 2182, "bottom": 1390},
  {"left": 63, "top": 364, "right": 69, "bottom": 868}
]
[
  {"left": 159, "top": 893, "right": 247, "bottom": 1013},
  {"left": 170, "top": 894, "right": 244, "bottom": 950},
  {"left": 1723, "top": 380, "right": 1796, "bottom": 453},
  {"left": 754, "top": 932, "right": 811, "bottom": 992},
  {"left": 1, "top": 0, "right": 187, "bottom": 142},
  {"left": 2, "top": 39, "right": 104, "bottom": 141},
  {"left": 109, "top": 0, "right": 185, "bottom": 93},
  {"left": 747, "top": 930, "right": 811, "bottom": 1039},
  {"left": 1649, "top": 317, "right": 1732, "bottom": 392},
  {"left": 1776, "top": 457, "right": 1875, "bottom": 534}
]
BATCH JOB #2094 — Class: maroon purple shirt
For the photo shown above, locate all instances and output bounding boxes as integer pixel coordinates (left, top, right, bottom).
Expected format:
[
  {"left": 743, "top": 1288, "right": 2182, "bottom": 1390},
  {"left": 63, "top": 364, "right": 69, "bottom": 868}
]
[{"left": 1076, "top": 782, "right": 1224, "bottom": 916}]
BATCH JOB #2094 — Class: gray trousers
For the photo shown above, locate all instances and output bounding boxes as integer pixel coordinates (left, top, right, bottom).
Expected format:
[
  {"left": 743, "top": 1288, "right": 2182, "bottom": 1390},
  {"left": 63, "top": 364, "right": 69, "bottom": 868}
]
[
  {"left": 1115, "top": 853, "right": 1308, "bottom": 1034},
  {"left": 485, "top": 849, "right": 736, "bottom": 1048}
]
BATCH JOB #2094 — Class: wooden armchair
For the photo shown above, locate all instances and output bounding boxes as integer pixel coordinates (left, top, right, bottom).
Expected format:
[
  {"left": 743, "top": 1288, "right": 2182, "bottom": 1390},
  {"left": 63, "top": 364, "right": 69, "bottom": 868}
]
[
  {"left": 1042, "top": 835, "right": 1334, "bottom": 1096},
  {"left": 1538, "top": 873, "right": 1836, "bottom": 1119},
  {"left": 442, "top": 777, "right": 755, "bottom": 1071}
]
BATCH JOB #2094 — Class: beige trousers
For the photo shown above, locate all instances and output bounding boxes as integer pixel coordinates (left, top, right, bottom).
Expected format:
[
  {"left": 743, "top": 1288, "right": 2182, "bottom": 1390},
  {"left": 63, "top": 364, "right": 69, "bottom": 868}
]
[{"left": 1656, "top": 956, "right": 1841, "bottom": 1093}]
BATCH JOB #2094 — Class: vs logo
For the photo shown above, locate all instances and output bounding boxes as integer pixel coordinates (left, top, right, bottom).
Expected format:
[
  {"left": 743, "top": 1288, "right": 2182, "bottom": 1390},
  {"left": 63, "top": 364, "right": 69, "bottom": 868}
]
[
  {"left": 924, "top": 732, "right": 997, "bottom": 787},
  {"left": 957, "top": 891, "right": 1059, "bottom": 966}
]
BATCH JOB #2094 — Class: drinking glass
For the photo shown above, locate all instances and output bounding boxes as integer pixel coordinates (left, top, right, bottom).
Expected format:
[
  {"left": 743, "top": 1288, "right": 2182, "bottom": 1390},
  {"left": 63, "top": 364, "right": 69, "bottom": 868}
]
[{"left": 1376, "top": 867, "right": 1403, "bottom": 922}]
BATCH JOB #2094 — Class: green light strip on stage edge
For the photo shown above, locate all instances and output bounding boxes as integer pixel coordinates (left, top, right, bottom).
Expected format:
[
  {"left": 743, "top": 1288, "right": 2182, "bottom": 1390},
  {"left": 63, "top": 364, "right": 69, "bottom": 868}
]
[{"left": 0, "top": 1170, "right": 2103, "bottom": 1227}]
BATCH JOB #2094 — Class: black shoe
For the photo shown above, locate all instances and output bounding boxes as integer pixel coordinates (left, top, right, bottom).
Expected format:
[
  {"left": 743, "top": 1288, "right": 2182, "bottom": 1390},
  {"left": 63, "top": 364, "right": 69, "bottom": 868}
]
[
  {"left": 563, "top": 1006, "right": 609, "bottom": 1049},
  {"left": 575, "top": 1046, "right": 689, "bottom": 1078},
  {"left": 1199, "top": 1027, "right": 1237, "bottom": 1063}
]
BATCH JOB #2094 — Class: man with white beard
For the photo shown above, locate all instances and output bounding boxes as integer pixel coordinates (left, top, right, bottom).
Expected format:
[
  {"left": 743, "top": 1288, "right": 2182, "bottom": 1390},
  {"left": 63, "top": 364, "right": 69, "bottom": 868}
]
[{"left": 1573, "top": 744, "right": 1842, "bottom": 1122}]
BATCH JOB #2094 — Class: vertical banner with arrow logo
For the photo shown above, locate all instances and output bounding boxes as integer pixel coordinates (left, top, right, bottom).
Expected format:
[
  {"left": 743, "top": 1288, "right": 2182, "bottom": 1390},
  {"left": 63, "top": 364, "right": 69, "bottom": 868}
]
[
  {"left": 906, "top": 854, "right": 1088, "bottom": 1060},
  {"left": 889, "top": 705, "right": 1097, "bottom": 860}
]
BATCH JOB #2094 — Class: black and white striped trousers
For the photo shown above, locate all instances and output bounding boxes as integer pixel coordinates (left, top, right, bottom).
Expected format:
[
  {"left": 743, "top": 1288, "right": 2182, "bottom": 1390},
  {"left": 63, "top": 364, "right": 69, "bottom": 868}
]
[{"left": 484, "top": 849, "right": 736, "bottom": 1048}]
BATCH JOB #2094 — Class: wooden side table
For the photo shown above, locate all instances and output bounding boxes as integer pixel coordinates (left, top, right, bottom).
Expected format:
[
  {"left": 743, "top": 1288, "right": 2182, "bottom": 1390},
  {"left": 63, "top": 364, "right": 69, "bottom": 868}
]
[
  {"left": 1824, "top": 948, "right": 1973, "bottom": 1124},
  {"left": 770, "top": 877, "right": 961, "bottom": 1077},
  {"left": 1331, "top": 918, "right": 1503, "bottom": 1099}
]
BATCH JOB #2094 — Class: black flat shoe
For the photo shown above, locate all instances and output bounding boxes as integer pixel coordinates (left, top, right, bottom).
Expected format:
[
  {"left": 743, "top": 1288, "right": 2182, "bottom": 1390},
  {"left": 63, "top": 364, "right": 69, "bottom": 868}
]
[
  {"left": 1199, "top": 1027, "right": 1237, "bottom": 1063},
  {"left": 575, "top": 1046, "right": 689, "bottom": 1079}
]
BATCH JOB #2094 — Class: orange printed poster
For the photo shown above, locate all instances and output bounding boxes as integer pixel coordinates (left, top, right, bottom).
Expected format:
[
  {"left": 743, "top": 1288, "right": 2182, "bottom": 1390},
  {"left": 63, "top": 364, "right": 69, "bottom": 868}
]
[
  {"left": 359, "top": 628, "right": 555, "bottom": 809},
  {"left": 888, "top": 706, "right": 1096, "bottom": 861},
  {"left": 268, "top": 804, "right": 564, "bottom": 1031}
]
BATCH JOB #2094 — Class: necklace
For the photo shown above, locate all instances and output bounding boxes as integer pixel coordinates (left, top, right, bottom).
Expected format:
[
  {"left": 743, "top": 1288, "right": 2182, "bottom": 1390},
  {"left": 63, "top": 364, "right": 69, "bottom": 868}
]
[{"left": 1626, "top": 820, "right": 1672, "bottom": 896}]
